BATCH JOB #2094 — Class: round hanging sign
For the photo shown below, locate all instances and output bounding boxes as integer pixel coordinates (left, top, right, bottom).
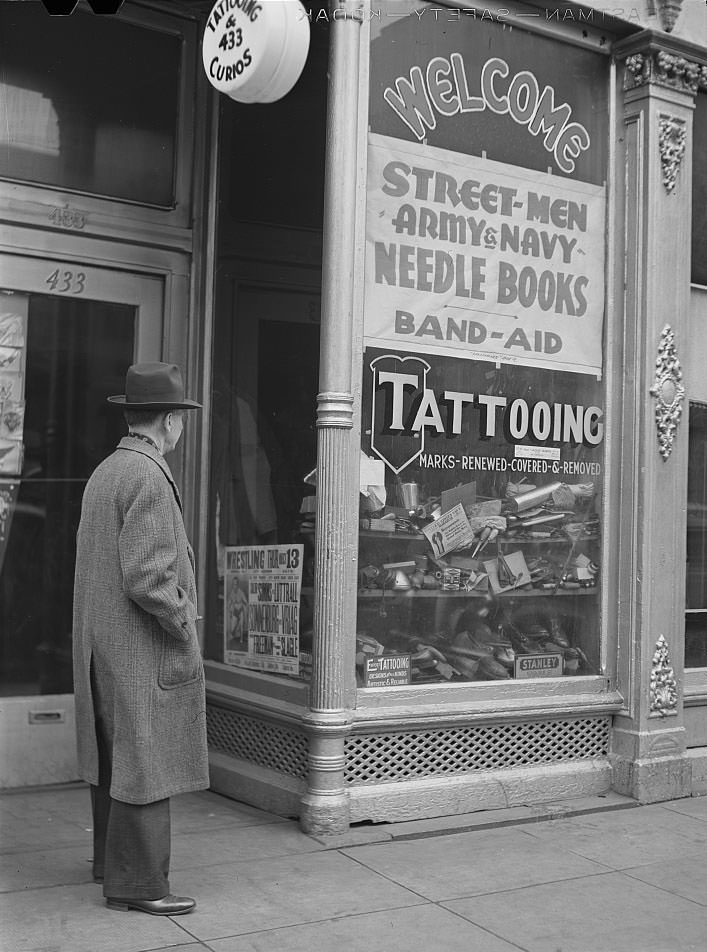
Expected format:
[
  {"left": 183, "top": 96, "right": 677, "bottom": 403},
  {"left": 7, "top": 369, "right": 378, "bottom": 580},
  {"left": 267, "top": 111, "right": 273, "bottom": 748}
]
[{"left": 202, "top": 0, "right": 310, "bottom": 104}]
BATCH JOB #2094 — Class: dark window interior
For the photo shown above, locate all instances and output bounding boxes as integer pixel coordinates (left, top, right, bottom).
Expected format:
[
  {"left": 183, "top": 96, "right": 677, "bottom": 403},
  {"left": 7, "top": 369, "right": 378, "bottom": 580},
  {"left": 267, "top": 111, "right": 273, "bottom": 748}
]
[
  {"left": 0, "top": 6, "right": 181, "bottom": 205},
  {"left": 686, "top": 402, "right": 707, "bottom": 667},
  {"left": 692, "top": 94, "right": 707, "bottom": 287},
  {"left": 0, "top": 292, "right": 134, "bottom": 695},
  {"left": 204, "top": 8, "right": 328, "bottom": 666}
]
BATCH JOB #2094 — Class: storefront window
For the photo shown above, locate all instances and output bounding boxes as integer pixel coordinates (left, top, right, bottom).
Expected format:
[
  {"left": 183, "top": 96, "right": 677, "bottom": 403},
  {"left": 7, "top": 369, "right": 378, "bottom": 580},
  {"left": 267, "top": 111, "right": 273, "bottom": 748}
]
[
  {"left": 0, "top": 6, "right": 180, "bottom": 206},
  {"left": 692, "top": 94, "right": 707, "bottom": 287},
  {"left": 204, "top": 9, "right": 328, "bottom": 680},
  {"left": 357, "top": 4, "right": 608, "bottom": 687},
  {"left": 207, "top": 284, "right": 320, "bottom": 683},
  {"left": 686, "top": 403, "right": 707, "bottom": 668}
]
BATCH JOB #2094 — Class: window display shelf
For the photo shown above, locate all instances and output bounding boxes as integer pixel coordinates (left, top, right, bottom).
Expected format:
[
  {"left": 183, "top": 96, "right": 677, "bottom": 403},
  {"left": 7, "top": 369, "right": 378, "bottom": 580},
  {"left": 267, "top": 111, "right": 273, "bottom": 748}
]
[
  {"left": 359, "top": 587, "right": 596, "bottom": 598},
  {"left": 360, "top": 529, "right": 599, "bottom": 545},
  {"left": 498, "top": 535, "right": 600, "bottom": 545},
  {"left": 359, "top": 529, "right": 426, "bottom": 541},
  {"left": 356, "top": 490, "right": 602, "bottom": 683}
]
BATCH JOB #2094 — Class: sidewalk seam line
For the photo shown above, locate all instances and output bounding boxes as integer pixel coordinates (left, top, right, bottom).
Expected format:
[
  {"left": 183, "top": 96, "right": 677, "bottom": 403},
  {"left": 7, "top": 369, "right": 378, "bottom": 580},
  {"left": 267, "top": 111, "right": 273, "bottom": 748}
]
[
  {"left": 438, "top": 899, "right": 532, "bottom": 952},
  {"left": 620, "top": 868, "right": 707, "bottom": 908},
  {"left": 192, "top": 900, "right": 435, "bottom": 943},
  {"left": 337, "top": 848, "right": 435, "bottom": 904}
]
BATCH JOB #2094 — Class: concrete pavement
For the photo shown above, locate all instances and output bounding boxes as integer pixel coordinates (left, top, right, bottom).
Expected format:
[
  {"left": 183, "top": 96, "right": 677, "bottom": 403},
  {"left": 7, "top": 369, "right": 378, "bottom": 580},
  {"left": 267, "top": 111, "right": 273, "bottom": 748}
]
[{"left": 2, "top": 782, "right": 707, "bottom": 951}]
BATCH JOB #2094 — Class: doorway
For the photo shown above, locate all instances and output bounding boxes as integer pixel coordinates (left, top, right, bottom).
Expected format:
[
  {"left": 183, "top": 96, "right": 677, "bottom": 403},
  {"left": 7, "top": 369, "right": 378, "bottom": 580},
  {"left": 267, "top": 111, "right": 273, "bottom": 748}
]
[{"left": 0, "top": 254, "right": 163, "bottom": 787}]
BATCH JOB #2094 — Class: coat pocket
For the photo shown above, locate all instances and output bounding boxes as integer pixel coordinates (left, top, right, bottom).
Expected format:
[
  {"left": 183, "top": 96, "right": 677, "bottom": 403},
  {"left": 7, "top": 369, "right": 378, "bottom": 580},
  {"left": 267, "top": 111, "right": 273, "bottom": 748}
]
[{"left": 158, "top": 638, "right": 203, "bottom": 689}]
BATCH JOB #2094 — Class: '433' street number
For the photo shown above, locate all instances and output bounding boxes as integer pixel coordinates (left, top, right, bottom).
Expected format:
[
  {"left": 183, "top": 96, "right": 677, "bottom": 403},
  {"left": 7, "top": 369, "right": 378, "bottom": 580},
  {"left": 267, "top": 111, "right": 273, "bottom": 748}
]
[{"left": 45, "top": 269, "right": 87, "bottom": 295}]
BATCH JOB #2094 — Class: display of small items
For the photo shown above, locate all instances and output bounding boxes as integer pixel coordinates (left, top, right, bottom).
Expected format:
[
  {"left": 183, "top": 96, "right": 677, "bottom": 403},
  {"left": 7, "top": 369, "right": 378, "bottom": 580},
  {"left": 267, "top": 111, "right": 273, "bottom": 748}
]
[
  {"left": 356, "top": 478, "right": 599, "bottom": 685},
  {"left": 355, "top": 599, "right": 592, "bottom": 685}
]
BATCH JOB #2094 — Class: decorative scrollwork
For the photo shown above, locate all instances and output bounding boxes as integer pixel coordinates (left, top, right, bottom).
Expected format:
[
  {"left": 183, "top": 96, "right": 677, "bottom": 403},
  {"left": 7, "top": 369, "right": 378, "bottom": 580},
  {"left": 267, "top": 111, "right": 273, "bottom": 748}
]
[
  {"left": 658, "top": 115, "right": 687, "bottom": 194},
  {"left": 649, "top": 325, "right": 684, "bottom": 461},
  {"left": 649, "top": 635, "right": 678, "bottom": 718}
]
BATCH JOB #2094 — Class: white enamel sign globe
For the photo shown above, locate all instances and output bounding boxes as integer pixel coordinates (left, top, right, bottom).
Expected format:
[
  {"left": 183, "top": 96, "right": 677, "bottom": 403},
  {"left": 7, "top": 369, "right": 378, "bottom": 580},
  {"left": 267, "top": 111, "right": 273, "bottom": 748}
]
[{"left": 203, "top": 0, "right": 311, "bottom": 103}]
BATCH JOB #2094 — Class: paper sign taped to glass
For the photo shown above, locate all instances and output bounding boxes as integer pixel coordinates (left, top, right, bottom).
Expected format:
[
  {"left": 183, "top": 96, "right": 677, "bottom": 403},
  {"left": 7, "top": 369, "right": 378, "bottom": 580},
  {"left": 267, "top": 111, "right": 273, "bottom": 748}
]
[
  {"left": 0, "top": 310, "right": 27, "bottom": 349},
  {"left": 364, "top": 133, "right": 605, "bottom": 377},
  {"left": 0, "top": 441, "right": 22, "bottom": 476},
  {"left": 360, "top": 451, "right": 386, "bottom": 510},
  {"left": 0, "top": 347, "right": 23, "bottom": 372},
  {"left": 0, "top": 478, "right": 19, "bottom": 575},
  {"left": 364, "top": 654, "right": 411, "bottom": 688},
  {"left": 1, "top": 400, "right": 24, "bottom": 441},
  {"left": 223, "top": 544, "right": 303, "bottom": 676},
  {"left": 0, "top": 375, "right": 25, "bottom": 475}
]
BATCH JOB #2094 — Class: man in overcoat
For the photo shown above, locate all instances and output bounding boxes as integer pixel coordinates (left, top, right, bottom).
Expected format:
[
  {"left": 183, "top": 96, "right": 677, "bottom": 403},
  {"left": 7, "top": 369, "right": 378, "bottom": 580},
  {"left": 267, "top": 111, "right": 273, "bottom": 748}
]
[{"left": 73, "top": 362, "right": 209, "bottom": 916}]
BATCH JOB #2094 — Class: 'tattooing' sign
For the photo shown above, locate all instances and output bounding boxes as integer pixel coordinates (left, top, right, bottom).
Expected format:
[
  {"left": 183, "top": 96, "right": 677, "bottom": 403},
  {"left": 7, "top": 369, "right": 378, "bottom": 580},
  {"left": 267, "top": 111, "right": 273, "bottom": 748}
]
[{"left": 202, "top": 0, "right": 310, "bottom": 103}]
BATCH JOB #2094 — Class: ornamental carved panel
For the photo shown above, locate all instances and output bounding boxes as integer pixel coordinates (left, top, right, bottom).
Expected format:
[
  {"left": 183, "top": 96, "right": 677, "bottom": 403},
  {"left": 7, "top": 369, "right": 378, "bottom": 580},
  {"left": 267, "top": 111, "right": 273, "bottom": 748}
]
[
  {"left": 658, "top": 116, "right": 687, "bottom": 194},
  {"left": 649, "top": 325, "right": 684, "bottom": 461},
  {"left": 649, "top": 634, "right": 678, "bottom": 718}
]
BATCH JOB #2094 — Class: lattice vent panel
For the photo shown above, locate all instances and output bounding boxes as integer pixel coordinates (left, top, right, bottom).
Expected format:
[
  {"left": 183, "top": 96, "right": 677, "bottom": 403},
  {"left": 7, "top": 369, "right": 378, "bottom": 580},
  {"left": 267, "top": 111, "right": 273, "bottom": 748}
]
[
  {"left": 207, "top": 705, "right": 308, "bottom": 780},
  {"left": 344, "top": 717, "right": 610, "bottom": 785}
]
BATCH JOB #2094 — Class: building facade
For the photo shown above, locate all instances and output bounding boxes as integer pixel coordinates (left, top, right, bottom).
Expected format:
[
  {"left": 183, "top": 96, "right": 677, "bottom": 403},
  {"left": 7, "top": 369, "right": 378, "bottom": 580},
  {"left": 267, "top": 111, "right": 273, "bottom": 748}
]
[{"left": 0, "top": 0, "right": 706, "bottom": 835}]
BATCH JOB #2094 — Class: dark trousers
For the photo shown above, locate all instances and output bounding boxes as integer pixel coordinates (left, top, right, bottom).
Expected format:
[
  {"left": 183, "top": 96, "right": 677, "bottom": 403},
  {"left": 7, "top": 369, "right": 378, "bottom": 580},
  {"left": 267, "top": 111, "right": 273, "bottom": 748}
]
[
  {"left": 90, "top": 666, "right": 171, "bottom": 900},
  {"left": 90, "top": 782, "right": 171, "bottom": 900}
]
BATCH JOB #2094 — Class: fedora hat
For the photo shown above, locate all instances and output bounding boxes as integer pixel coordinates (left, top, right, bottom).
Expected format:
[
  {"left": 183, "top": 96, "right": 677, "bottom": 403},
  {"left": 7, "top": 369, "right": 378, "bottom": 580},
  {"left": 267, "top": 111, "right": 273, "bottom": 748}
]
[{"left": 107, "top": 362, "right": 202, "bottom": 410}]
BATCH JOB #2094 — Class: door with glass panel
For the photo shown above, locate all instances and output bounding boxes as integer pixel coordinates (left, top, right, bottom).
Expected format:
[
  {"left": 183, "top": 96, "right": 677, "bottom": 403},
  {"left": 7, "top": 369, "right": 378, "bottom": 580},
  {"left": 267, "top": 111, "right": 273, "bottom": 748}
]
[{"left": 0, "top": 254, "right": 163, "bottom": 786}]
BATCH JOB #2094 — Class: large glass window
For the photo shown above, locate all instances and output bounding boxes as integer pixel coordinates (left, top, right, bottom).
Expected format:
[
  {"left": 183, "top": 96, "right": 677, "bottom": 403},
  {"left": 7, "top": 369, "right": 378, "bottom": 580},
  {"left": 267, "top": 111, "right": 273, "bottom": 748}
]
[
  {"left": 0, "top": 290, "right": 135, "bottom": 695},
  {"left": 204, "top": 8, "right": 328, "bottom": 680},
  {"left": 206, "top": 286, "right": 321, "bottom": 686},
  {"left": 0, "top": 6, "right": 180, "bottom": 206},
  {"left": 686, "top": 403, "right": 707, "bottom": 668},
  {"left": 692, "top": 94, "right": 707, "bottom": 287},
  {"left": 357, "top": 5, "right": 608, "bottom": 687}
]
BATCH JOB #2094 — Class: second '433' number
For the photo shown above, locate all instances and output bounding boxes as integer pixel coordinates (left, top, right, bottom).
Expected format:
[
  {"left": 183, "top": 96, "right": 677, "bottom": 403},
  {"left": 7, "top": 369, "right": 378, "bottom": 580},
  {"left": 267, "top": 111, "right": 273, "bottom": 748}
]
[{"left": 45, "top": 269, "right": 86, "bottom": 295}]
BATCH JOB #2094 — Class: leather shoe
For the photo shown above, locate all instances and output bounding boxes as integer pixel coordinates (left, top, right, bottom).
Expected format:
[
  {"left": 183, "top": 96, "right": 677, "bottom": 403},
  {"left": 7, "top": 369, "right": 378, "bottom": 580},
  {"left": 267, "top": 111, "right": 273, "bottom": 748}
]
[{"left": 106, "top": 894, "right": 196, "bottom": 916}]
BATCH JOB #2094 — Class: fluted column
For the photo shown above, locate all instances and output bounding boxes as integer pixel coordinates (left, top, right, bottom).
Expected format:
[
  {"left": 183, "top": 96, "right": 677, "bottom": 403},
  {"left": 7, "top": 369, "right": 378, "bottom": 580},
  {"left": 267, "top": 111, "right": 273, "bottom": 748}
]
[
  {"left": 300, "top": 0, "right": 363, "bottom": 835},
  {"left": 311, "top": 394, "right": 355, "bottom": 711}
]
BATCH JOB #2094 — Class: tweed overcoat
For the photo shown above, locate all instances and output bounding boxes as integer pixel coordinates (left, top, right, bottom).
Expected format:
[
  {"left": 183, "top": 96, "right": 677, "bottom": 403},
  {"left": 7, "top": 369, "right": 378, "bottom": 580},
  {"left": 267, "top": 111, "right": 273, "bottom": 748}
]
[{"left": 72, "top": 435, "right": 209, "bottom": 804}]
